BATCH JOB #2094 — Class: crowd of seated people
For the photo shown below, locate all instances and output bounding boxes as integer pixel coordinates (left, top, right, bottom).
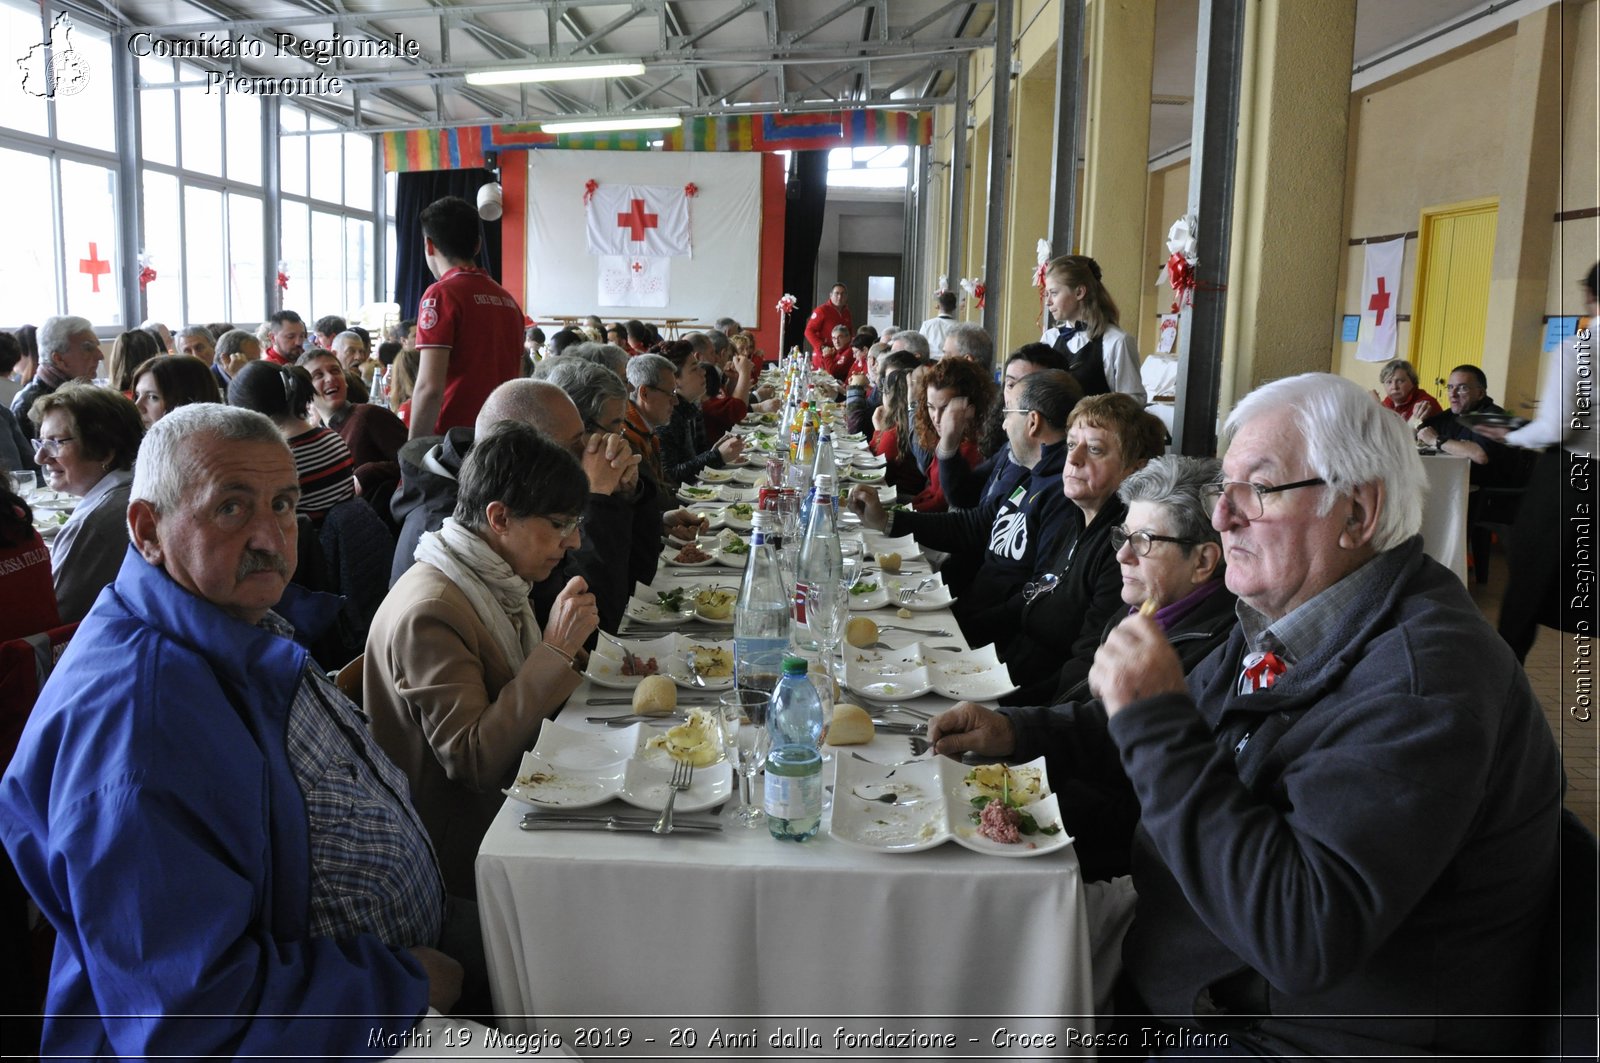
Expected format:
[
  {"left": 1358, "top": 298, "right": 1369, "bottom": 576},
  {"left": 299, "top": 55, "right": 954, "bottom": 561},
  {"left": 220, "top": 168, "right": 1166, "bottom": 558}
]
[{"left": 0, "top": 249, "right": 1579, "bottom": 1062}]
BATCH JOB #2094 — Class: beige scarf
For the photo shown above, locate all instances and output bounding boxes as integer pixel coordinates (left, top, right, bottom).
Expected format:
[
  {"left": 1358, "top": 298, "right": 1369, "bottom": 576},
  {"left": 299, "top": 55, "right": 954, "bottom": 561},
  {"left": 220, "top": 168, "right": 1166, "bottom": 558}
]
[{"left": 413, "top": 517, "right": 540, "bottom": 670}]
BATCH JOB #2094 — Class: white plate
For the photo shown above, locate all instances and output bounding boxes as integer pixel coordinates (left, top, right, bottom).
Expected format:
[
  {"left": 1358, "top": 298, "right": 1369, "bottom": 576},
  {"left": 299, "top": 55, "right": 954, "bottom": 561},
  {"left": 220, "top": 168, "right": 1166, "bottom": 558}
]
[
  {"left": 503, "top": 749, "right": 627, "bottom": 809},
  {"left": 586, "top": 634, "right": 678, "bottom": 690},
  {"left": 828, "top": 755, "right": 1072, "bottom": 857},
  {"left": 731, "top": 467, "right": 767, "bottom": 485},
  {"left": 625, "top": 595, "right": 697, "bottom": 626},
  {"left": 845, "top": 467, "right": 887, "bottom": 484},
  {"left": 721, "top": 504, "right": 756, "bottom": 531},
  {"left": 850, "top": 452, "right": 887, "bottom": 469},
  {"left": 622, "top": 749, "right": 734, "bottom": 812},
  {"left": 883, "top": 575, "right": 954, "bottom": 612},
  {"left": 845, "top": 578, "right": 890, "bottom": 611},
  {"left": 697, "top": 467, "right": 737, "bottom": 483},
  {"left": 536, "top": 718, "right": 640, "bottom": 769},
  {"left": 932, "top": 664, "right": 1017, "bottom": 702},
  {"left": 717, "top": 485, "right": 760, "bottom": 503},
  {"left": 845, "top": 642, "right": 935, "bottom": 702},
  {"left": 660, "top": 545, "right": 718, "bottom": 568},
  {"left": 829, "top": 756, "right": 948, "bottom": 853},
  {"left": 860, "top": 533, "right": 924, "bottom": 564},
  {"left": 714, "top": 545, "right": 749, "bottom": 569},
  {"left": 676, "top": 485, "right": 721, "bottom": 504},
  {"left": 683, "top": 503, "right": 727, "bottom": 531}
]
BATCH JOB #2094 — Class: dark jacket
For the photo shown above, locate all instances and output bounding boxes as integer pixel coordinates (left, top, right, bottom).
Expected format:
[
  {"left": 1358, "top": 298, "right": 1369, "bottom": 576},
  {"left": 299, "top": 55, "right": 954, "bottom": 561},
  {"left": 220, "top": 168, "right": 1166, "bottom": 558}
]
[
  {"left": 390, "top": 427, "right": 475, "bottom": 588},
  {"left": 993, "top": 497, "right": 1128, "bottom": 703},
  {"left": 892, "top": 440, "right": 1070, "bottom": 635},
  {"left": 9, "top": 377, "right": 55, "bottom": 442},
  {"left": 930, "top": 443, "right": 1027, "bottom": 596},
  {"left": 1111, "top": 538, "right": 1563, "bottom": 1057},
  {"left": 998, "top": 579, "right": 1238, "bottom": 882},
  {"left": 655, "top": 401, "right": 724, "bottom": 487},
  {"left": 843, "top": 382, "right": 878, "bottom": 436}
]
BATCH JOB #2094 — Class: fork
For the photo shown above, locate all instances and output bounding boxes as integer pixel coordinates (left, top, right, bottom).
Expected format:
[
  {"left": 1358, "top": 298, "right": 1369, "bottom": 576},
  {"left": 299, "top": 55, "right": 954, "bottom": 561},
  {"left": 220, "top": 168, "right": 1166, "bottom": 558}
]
[
  {"left": 683, "top": 651, "right": 707, "bottom": 688},
  {"left": 875, "top": 626, "right": 952, "bottom": 637},
  {"left": 653, "top": 759, "right": 695, "bottom": 834}
]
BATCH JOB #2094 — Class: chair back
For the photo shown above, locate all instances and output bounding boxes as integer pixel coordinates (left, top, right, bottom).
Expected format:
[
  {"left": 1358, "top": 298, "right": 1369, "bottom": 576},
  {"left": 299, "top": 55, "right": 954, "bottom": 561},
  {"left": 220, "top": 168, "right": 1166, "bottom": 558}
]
[{"left": 333, "top": 653, "right": 364, "bottom": 707}]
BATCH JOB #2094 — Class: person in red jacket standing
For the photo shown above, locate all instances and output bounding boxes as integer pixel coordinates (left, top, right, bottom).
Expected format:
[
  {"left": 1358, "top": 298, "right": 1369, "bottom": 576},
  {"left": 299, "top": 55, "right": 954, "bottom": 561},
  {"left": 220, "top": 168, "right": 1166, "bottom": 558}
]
[{"left": 804, "top": 283, "right": 852, "bottom": 366}]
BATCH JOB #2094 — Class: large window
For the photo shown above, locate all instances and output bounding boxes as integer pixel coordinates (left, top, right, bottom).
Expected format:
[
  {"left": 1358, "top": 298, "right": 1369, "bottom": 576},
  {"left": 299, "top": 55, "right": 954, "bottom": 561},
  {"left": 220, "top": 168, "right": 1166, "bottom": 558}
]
[
  {"left": 0, "top": 0, "right": 383, "bottom": 330},
  {"left": 279, "top": 104, "right": 380, "bottom": 322}
]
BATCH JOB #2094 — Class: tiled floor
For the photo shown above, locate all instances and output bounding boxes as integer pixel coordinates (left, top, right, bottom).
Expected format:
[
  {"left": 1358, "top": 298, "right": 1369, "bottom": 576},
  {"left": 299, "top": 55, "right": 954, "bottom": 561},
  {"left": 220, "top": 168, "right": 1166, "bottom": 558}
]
[{"left": 1466, "top": 548, "right": 1598, "bottom": 834}]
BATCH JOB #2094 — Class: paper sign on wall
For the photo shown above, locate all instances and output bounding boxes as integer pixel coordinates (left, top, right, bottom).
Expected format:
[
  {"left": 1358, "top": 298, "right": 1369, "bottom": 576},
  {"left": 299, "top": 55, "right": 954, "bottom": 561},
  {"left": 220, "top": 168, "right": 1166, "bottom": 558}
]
[{"left": 599, "top": 255, "right": 670, "bottom": 308}]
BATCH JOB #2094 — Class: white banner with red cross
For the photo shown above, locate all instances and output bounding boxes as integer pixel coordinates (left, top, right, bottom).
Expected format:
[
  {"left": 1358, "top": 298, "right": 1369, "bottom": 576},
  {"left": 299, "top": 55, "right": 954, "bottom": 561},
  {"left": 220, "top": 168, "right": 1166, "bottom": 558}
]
[
  {"left": 1355, "top": 236, "right": 1404, "bottom": 363},
  {"left": 597, "top": 255, "right": 670, "bottom": 308},
  {"left": 585, "top": 184, "right": 691, "bottom": 258}
]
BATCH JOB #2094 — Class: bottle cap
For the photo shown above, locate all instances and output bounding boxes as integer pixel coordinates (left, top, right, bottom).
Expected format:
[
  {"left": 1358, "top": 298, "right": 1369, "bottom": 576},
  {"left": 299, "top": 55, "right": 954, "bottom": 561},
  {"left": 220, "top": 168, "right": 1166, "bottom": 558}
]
[{"left": 781, "top": 655, "right": 809, "bottom": 675}]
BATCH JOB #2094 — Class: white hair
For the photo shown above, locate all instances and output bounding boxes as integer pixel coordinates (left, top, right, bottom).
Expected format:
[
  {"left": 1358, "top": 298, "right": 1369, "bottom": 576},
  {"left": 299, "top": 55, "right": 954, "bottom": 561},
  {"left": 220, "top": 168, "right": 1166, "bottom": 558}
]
[
  {"left": 625, "top": 352, "right": 675, "bottom": 391},
  {"left": 131, "top": 403, "right": 285, "bottom": 516},
  {"left": 39, "top": 315, "right": 93, "bottom": 358},
  {"left": 1224, "top": 372, "right": 1424, "bottom": 552}
]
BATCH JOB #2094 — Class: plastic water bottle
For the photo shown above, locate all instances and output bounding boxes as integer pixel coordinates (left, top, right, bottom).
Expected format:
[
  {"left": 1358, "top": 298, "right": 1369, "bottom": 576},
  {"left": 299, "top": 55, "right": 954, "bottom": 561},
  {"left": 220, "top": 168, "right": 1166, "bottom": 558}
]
[
  {"left": 765, "top": 657, "right": 824, "bottom": 842},
  {"left": 733, "top": 510, "right": 790, "bottom": 697},
  {"left": 812, "top": 425, "right": 836, "bottom": 483},
  {"left": 791, "top": 473, "right": 843, "bottom": 651}
]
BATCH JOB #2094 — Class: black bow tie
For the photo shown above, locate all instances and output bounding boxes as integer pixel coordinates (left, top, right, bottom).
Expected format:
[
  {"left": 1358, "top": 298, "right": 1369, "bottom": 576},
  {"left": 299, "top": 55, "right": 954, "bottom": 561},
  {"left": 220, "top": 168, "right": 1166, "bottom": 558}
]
[{"left": 1053, "top": 323, "right": 1079, "bottom": 350}]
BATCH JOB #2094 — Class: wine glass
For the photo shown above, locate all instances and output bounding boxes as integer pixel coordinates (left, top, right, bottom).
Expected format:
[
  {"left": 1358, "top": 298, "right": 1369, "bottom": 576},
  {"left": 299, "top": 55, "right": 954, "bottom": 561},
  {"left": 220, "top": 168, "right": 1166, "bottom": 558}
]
[
  {"left": 804, "top": 580, "right": 851, "bottom": 730},
  {"left": 719, "top": 688, "right": 771, "bottom": 828}
]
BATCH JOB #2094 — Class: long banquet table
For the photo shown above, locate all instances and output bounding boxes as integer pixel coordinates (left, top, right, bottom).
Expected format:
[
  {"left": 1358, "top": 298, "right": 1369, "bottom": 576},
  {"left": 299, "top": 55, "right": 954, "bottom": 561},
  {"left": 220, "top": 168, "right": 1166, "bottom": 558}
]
[{"left": 477, "top": 454, "right": 1096, "bottom": 1049}]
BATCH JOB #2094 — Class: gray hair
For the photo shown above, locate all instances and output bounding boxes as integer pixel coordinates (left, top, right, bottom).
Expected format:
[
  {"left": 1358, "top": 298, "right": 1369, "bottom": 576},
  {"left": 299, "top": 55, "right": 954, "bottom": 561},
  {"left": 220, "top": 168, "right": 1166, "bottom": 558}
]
[
  {"left": 333, "top": 330, "right": 366, "bottom": 349},
  {"left": 564, "top": 341, "right": 629, "bottom": 379},
  {"left": 131, "top": 403, "right": 285, "bottom": 516},
  {"left": 890, "top": 330, "right": 930, "bottom": 360},
  {"left": 178, "top": 325, "right": 215, "bottom": 344},
  {"left": 706, "top": 329, "right": 730, "bottom": 357},
  {"left": 684, "top": 332, "right": 714, "bottom": 358},
  {"left": 474, "top": 378, "right": 578, "bottom": 437},
  {"left": 1224, "top": 372, "right": 1424, "bottom": 552},
  {"left": 1118, "top": 454, "right": 1224, "bottom": 553},
  {"left": 538, "top": 357, "right": 627, "bottom": 423},
  {"left": 39, "top": 315, "right": 93, "bottom": 359},
  {"left": 945, "top": 322, "right": 995, "bottom": 368},
  {"left": 625, "top": 352, "right": 675, "bottom": 392},
  {"left": 216, "top": 328, "right": 257, "bottom": 357},
  {"left": 1378, "top": 359, "right": 1418, "bottom": 386},
  {"left": 1016, "top": 369, "right": 1082, "bottom": 432}
]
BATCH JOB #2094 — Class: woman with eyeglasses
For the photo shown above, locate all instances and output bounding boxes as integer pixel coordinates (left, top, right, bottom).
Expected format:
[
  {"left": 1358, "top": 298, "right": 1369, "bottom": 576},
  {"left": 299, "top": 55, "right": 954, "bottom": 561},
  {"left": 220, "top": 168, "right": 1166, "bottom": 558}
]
[
  {"left": 925, "top": 455, "right": 1235, "bottom": 882},
  {"left": 992, "top": 393, "right": 1165, "bottom": 705},
  {"left": 227, "top": 360, "right": 355, "bottom": 525},
  {"left": 26, "top": 382, "right": 144, "bottom": 623},
  {"left": 365, "top": 421, "right": 599, "bottom": 899}
]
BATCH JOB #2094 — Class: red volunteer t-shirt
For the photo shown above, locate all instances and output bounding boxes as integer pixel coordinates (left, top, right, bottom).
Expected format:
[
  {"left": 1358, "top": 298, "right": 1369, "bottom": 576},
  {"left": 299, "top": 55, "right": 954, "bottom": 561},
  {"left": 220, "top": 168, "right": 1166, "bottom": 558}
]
[{"left": 415, "top": 266, "right": 524, "bottom": 433}]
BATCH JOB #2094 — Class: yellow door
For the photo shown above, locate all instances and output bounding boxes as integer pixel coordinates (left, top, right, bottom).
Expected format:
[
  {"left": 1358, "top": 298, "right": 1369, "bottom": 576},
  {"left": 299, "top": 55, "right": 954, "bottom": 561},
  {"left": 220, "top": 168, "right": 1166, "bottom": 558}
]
[{"left": 1410, "top": 199, "right": 1498, "bottom": 395}]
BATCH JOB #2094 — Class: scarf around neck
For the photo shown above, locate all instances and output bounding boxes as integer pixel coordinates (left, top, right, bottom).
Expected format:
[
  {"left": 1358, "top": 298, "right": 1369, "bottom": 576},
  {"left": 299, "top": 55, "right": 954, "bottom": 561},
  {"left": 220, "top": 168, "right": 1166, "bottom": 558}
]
[{"left": 413, "top": 517, "right": 540, "bottom": 670}]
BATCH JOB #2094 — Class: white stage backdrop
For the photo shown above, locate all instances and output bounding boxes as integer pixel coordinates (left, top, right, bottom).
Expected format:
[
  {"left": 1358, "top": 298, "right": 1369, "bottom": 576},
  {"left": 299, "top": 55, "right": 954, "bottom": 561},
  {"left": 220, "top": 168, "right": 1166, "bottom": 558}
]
[{"left": 526, "top": 151, "right": 762, "bottom": 323}]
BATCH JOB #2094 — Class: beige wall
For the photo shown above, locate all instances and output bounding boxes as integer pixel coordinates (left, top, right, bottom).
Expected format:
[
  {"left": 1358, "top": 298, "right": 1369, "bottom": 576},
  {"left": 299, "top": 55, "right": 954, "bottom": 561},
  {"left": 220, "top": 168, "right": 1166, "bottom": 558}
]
[{"left": 1138, "top": 160, "right": 1191, "bottom": 356}]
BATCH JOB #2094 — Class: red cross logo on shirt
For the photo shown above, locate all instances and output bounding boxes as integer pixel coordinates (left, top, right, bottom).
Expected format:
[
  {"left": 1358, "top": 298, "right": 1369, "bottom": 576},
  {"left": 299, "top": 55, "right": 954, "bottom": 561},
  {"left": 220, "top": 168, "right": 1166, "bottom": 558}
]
[
  {"left": 1368, "top": 276, "right": 1392, "bottom": 326},
  {"left": 616, "top": 198, "right": 658, "bottom": 242},
  {"left": 630, "top": 260, "right": 645, "bottom": 274},
  {"left": 79, "top": 242, "right": 111, "bottom": 292}
]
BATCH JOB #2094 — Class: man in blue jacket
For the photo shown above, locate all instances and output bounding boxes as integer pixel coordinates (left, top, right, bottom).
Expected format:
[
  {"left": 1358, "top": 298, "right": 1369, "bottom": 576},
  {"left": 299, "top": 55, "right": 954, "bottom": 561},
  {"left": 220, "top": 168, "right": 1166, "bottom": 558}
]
[
  {"left": 0, "top": 404, "right": 461, "bottom": 1059},
  {"left": 1079, "top": 373, "right": 1562, "bottom": 1057}
]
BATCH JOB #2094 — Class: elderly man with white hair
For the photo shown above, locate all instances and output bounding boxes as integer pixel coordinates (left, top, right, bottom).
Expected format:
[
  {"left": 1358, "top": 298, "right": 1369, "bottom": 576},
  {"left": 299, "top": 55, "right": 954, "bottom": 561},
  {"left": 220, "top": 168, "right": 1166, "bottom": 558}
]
[
  {"left": 0, "top": 403, "right": 464, "bottom": 1058},
  {"left": 10, "top": 314, "right": 101, "bottom": 442},
  {"left": 937, "top": 372, "right": 1564, "bottom": 1057}
]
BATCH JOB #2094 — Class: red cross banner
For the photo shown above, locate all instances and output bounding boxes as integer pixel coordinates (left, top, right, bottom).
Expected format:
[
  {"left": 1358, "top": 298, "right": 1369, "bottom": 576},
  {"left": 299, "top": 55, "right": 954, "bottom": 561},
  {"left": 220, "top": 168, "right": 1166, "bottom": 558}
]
[
  {"left": 1356, "top": 236, "right": 1404, "bottom": 363},
  {"left": 597, "top": 254, "right": 670, "bottom": 308},
  {"left": 585, "top": 184, "right": 692, "bottom": 258}
]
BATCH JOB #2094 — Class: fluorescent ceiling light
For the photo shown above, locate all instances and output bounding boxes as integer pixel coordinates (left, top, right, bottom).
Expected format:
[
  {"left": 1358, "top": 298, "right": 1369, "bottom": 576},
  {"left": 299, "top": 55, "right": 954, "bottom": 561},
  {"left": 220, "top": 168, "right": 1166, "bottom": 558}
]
[
  {"left": 466, "top": 62, "right": 645, "bottom": 86},
  {"left": 540, "top": 116, "right": 683, "bottom": 134}
]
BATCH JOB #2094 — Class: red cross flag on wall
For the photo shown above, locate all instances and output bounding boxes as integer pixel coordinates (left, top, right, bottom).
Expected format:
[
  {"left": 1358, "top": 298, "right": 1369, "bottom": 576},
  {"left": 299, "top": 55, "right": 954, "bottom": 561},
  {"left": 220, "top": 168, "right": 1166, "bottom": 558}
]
[
  {"left": 584, "top": 184, "right": 692, "bottom": 258},
  {"left": 1356, "top": 236, "right": 1404, "bottom": 363}
]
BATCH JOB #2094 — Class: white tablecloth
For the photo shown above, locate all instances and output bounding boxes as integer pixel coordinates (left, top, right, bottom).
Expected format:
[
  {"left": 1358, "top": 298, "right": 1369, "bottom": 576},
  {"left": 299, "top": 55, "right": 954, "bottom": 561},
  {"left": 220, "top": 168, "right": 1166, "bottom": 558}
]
[{"left": 1419, "top": 452, "right": 1470, "bottom": 583}]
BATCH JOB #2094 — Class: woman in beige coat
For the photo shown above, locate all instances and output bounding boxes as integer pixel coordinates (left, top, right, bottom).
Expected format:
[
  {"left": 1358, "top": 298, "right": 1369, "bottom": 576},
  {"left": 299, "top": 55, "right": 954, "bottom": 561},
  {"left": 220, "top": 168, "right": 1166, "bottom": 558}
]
[{"left": 365, "top": 421, "right": 599, "bottom": 898}]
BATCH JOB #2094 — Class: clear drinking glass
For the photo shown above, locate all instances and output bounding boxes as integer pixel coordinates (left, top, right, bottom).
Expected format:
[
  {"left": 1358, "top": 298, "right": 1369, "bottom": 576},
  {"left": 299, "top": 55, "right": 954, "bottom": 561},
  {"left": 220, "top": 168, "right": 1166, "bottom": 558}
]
[
  {"left": 719, "top": 688, "right": 771, "bottom": 828},
  {"left": 805, "top": 580, "right": 851, "bottom": 738}
]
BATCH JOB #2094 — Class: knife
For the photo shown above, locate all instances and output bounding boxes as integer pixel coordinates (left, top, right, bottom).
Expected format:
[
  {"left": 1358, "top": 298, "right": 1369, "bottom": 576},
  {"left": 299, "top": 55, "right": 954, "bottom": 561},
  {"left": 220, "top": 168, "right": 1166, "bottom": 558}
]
[
  {"left": 586, "top": 697, "right": 721, "bottom": 708},
  {"left": 867, "top": 720, "right": 929, "bottom": 736},
  {"left": 520, "top": 815, "right": 722, "bottom": 834}
]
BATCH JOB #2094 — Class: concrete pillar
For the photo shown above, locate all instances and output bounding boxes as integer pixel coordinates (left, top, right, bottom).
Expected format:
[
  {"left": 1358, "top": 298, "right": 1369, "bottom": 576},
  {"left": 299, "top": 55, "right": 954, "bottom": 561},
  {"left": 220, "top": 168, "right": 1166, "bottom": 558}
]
[
  {"left": 1004, "top": 71, "right": 1059, "bottom": 351},
  {"left": 965, "top": 120, "right": 990, "bottom": 320},
  {"left": 1480, "top": 4, "right": 1573, "bottom": 415},
  {"left": 1079, "top": 0, "right": 1155, "bottom": 326},
  {"left": 1219, "top": 0, "right": 1356, "bottom": 408}
]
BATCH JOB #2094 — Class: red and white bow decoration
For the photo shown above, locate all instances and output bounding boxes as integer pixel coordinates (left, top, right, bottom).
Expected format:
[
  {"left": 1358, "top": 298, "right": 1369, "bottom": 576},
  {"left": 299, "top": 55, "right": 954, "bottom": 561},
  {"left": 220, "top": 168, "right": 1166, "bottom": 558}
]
[
  {"left": 960, "top": 277, "right": 985, "bottom": 309},
  {"left": 1165, "top": 215, "right": 1199, "bottom": 310},
  {"left": 276, "top": 260, "right": 289, "bottom": 291},
  {"left": 683, "top": 182, "right": 699, "bottom": 198},
  {"left": 776, "top": 293, "right": 797, "bottom": 317},
  {"left": 935, "top": 275, "right": 950, "bottom": 296},
  {"left": 137, "top": 252, "right": 157, "bottom": 292},
  {"left": 583, "top": 179, "right": 598, "bottom": 205},
  {"left": 1032, "top": 239, "right": 1051, "bottom": 290}
]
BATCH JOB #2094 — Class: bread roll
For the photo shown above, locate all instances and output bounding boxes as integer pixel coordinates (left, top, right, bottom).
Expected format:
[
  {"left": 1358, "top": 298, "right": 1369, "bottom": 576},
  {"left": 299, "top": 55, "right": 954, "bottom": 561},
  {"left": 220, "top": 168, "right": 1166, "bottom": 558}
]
[
  {"left": 632, "top": 674, "right": 678, "bottom": 714},
  {"left": 826, "top": 703, "right": 875, "bottom": 746},
  {"left": 845, "top": 616, "right": 879, "bottom": 648}
]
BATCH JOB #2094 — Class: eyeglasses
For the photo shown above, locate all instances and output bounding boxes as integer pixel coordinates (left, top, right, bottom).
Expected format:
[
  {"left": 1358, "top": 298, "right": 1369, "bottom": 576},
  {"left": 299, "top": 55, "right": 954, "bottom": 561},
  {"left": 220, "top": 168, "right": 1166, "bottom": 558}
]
[
  {"left": 1022, "top": 572, "right": 1059, "bottom": 603},
  {"left": 1111, "top": 526, "right": 1202, "bottom": 556},
  {"left": 540, "top": 514, "right": 586, "bottom": 538},
  {"left": 1000, "top": 407, "right": 1032, "bottom": 417},
  {"left": 31, "top": 435, "right": 76, "bottom": 457},
  {"left": 1201, "top": 478, "right": 1326, "bottom": 520},
  {"left": 644, "top": 384, "right": 679, "bottom": 402}
]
